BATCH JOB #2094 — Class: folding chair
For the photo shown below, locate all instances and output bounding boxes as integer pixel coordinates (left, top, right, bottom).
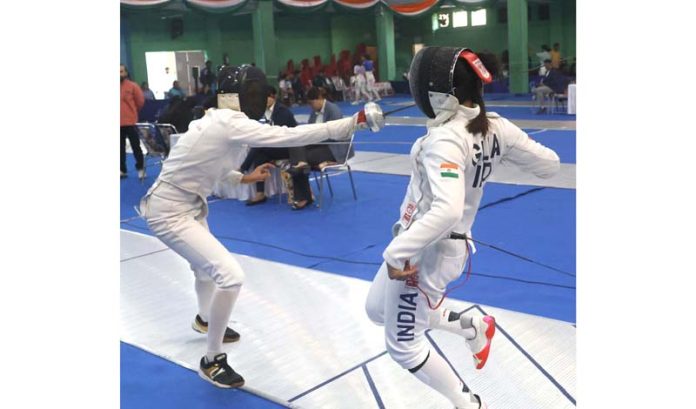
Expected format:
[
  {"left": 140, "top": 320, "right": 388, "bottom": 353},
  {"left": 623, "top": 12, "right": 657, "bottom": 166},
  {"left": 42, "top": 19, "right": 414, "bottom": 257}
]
[
  {"left": 154, "top": 123, "right": 177, "bottom": 157},
  {"left": 135, "top": 123, "right": 169, "bottom": 164},
  {"left": 551, "top": 93, "right": 568, "bottom": 114},
  {"left": 312, "top": 132, "right": 357, "bottom": 209}
]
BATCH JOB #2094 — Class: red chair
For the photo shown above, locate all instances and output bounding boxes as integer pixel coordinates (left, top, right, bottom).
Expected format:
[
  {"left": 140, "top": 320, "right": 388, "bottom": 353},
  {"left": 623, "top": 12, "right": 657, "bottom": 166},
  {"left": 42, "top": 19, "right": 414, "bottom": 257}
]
[
  {"left": 325, "top": 54, "right": 337, "bottom": 77},
  {"left": 337, "top": 50, "right": 352, "bottom": 84},
  {"left": 285, "top": 59, "right": 295, "bottom": 77},
  {"left": 355, "top": 43, "right": 367, "bottom": 59},
  {"left": 300, "top": 59, "right": 313, "bottom": 89}
]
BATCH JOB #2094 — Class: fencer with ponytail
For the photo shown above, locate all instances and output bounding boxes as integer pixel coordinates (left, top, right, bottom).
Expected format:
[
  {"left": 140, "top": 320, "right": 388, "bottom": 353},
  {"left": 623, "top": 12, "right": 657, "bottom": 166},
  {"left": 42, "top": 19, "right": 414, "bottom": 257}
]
[{"left": 452, "top": 52, "right": 499, "bottom": 136}]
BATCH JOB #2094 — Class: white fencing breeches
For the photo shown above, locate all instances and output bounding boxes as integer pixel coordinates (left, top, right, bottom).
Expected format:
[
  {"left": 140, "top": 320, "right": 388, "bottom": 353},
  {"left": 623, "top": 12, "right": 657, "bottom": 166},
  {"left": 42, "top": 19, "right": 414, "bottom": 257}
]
[
  {"left": 141, "top": 183, "right": 245, "bottom": 289},
  {"left": 365, "top": 238, "right": 469, "bottom": 369}
]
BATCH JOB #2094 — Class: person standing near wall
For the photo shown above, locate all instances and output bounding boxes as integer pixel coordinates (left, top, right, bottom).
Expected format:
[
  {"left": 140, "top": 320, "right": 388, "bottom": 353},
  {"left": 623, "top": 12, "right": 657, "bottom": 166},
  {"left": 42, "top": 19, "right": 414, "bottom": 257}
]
[
  {"left": 352, "top": 58, "right": 370, "bottom": 105},
  {"left": 550, "top": 43, "right": 562, "bottom": 69},
  {"left": 120, "top": 64, "right": 146, "bottom": 179},
  {"left": 200, "top": 60, "right": 217, "bottom": 93},
  {"left": 362, "top": 54, "right": 381, "bottom": 102},
  {"left": 141, "top": 82, "right": 156, "bottom": 101},
  {"left": 535, "top": 44, "right": 551, "bottom": 76}
]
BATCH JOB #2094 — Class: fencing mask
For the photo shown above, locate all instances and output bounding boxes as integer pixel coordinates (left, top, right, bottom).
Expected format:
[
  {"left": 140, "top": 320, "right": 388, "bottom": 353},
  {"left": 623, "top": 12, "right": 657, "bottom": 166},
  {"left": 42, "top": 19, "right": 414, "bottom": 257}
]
[
  {"left": 216, "top": 64, "right": 269, "bottom": 120},
  {"left": 408, "top": 47, "right": 492, "bottom": 119}
]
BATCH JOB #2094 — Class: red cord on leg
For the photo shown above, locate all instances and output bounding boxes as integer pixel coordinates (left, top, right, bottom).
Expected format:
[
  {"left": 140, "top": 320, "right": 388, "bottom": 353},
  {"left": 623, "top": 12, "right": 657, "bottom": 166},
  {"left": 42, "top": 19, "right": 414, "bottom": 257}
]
[{"left": 416, "top": 239, "right": 474, "bottom": 310}]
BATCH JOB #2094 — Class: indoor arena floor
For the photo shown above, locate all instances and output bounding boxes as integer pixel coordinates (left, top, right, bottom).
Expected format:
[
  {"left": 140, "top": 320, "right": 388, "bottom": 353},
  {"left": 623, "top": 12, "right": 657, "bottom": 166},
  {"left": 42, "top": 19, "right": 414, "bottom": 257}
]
[{"left": 120, "top": 94, "right": 576, "bottom": 409}]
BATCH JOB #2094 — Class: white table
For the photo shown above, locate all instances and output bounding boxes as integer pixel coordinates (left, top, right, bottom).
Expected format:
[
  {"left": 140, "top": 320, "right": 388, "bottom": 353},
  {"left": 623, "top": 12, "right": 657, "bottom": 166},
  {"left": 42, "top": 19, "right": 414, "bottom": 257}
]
[{"left": 567, "top": 84, "right": 576, "bottom": 114}]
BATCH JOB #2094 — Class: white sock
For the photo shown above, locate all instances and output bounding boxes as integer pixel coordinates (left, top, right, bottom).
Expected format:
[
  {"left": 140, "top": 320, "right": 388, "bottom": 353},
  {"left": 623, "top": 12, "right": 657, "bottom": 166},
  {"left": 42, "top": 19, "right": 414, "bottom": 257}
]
[
  {"left": 411, "top": 350, "right": 479, "bottom": 409},
  {"left": 195, "top": 278, "right": 215, "bottom": 322},
  {"left": 206, "top": 286, "right": 241, "bottom": 361},
  {"left": 428, "top": 308, "right": 476, "bottom": 339}
]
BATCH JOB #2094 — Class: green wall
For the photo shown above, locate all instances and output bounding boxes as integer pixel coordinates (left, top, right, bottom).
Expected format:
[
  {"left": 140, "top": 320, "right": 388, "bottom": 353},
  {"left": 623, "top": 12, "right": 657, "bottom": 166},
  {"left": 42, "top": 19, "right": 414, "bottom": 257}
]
[
  {"left": 392, "top": 0, "right": 576, "bottom": 76},
  {"left": 330, "top": 13, "right": 376, "bottom": 59},
  {"left": 122, "top": 0, "right": 575, "bottom": 86},
  {"left": 123, "top": 11, "right": 254, "bottom": 83},
  {"left": 275, "top": 13, "right": 333, "bottom": 75}
]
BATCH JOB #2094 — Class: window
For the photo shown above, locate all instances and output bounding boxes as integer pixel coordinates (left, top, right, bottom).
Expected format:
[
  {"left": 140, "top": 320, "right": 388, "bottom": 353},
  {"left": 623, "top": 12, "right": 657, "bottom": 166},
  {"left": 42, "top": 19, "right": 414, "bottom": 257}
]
[
  {"left": 433, "top": 12, "right": 451, "bottom": 31},
  {"left": 453, "top": 10, "right": 468, "bottom": 28},
  {"left": 471, "top": 9, "right": 487, "bottom": 26},
  {"left": 538, "top": 4, "right": 550, "bottom": 20},
  {"left": 438, "top": 12, "right": 450, "bottom": 28}
]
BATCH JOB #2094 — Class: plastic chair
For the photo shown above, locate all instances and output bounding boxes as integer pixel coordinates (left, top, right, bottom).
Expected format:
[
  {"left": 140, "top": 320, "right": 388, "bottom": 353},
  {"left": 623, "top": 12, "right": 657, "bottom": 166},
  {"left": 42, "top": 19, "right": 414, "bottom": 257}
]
[
  {"left": 135, "top": 122, "right": 171, "bottom": 163},
  {"left": 551, "top": 91, "right": 568, "bottom": 114},
  {"left": 311, "top": 132, "right": 357, "bottom": 209},
  {"left": 155, "top": 123, "right": 177, "bottom": 157}
]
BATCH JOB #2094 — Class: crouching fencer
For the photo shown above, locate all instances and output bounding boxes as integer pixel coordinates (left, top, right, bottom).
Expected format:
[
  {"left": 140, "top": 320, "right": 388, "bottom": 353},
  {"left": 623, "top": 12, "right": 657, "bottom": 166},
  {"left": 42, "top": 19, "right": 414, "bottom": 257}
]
[
  {"left": 139, "top": 64, "right": 384, "bottom": 389},
  {"left": 365, "top": 47, "right": 560, "bottom": 408}
]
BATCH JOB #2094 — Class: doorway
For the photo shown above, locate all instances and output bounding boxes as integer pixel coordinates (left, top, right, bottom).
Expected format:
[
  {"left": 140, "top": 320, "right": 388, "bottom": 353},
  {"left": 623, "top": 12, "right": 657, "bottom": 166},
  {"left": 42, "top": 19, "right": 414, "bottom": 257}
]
[{"left": 145, "top": 50, "right": 206, "bottom": 99}]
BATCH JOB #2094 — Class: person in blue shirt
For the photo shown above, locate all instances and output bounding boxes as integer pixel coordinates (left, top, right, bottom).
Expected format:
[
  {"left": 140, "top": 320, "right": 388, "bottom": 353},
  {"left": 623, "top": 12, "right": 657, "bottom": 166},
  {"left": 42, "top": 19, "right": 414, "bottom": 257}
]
[
  {"left": 168, "top": 80, "right": 186, "bottom": 99},
  {"left": 362, "top": 54, "right": 381, "bottom": 102}
]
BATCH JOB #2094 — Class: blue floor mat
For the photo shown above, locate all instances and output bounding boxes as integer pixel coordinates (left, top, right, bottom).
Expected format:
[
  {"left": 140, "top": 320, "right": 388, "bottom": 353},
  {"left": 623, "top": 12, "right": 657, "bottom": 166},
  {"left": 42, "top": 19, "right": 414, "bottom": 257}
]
[
  {"left": 353, "top": 125, "right": 576, "bottom": 163},
  {"left": 488, "top": 106, "right": 575, "bottom": 121},
  {"left": 121, "top": 160, "right": 575, "bottom": 322},
  {"left": 121, "top": 342, "right": 285, "bottom": 409},
  {"left": 288, "top": 95, "right": 576, "bottom": 122},
  {"left": 528, "top": 130, "right": 576, "bottom": 163}
]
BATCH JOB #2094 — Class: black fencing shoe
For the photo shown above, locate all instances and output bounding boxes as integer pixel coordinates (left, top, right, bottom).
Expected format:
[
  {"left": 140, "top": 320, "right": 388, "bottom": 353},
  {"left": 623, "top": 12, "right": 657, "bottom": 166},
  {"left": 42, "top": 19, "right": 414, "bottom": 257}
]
[
  {"left": 192, "top": 314, "right": 241, "bottom": 343},
  {"left": 198, "top": 353, "right": 245, "bottom": 389}
]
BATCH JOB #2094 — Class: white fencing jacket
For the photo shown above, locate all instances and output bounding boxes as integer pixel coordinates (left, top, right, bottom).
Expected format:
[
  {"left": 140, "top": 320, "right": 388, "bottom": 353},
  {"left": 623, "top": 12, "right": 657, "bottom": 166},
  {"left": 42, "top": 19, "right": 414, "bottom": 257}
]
[
  {"left": 148, "top": 108, "right": 355, "bottom": 201},
  {"left": 382, "top": 104, "right": 560, "bottom": 269}
]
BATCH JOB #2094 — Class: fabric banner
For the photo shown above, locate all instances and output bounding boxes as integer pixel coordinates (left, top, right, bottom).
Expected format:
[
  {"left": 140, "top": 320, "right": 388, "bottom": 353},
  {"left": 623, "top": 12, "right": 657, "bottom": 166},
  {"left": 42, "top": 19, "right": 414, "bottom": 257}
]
[
  {"left": 120, "top": 0, "right": 174, "bottom": 8},
  {"left": 185, "top": 0, "right": 249, "bottom": 13},
  {"left": 334, "top": 0, "right": 380, "bottom": 9},
  {"left": 122, "top": 0, "right": 494, "bottom": 16},
  {"left": 275, "top": 0, "right": 328, "bottom": 7},
  {"left": 382, "top": 0, "right": 439, "bottom": 16},
  {"left": 275, "top": 0, "right": 329, "bottom": 13}
]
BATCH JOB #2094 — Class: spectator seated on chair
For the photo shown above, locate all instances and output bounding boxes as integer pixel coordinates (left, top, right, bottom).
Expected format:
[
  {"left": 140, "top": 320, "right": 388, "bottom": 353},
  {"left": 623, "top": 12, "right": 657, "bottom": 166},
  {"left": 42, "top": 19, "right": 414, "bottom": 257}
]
[
  {"left": 285, "top": 87, "right": 346, "bottom": 210},
  {"left": 532, "top": 59, "right": 568, "bottom": 114},
  {"left": 157, "top": 96, "right": 198, "bottom": 133},
  {"left": 312, "top": 68, "right": 340, "bottom": 101},
  {"left": 167, "top": 80, "right": 186, "bottom": 99},
  {"left": 291, "top": 70, "right": 305, "bottom": 105},
  {"left": 239, "top": 86, "right": 298, "bottom": 206}
]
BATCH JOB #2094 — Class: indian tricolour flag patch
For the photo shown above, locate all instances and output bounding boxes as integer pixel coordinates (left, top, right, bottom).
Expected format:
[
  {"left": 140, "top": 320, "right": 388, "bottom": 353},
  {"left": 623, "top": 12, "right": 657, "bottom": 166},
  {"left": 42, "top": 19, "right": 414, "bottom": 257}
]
[{"left": 440, "top": 163, "right": 459, "bottom": 179}]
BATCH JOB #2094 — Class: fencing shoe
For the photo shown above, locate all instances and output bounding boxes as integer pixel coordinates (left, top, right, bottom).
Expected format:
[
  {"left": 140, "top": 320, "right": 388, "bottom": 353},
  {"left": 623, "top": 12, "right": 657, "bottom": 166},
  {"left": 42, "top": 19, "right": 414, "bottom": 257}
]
[
  {"left": 198, "top": 353, "right": 245, "bottom": 388},
  {"left": 456, "top": 393, "right": 487, "bottom": 409},
  {"left": 192, "top": 314, "right": 240, "bottom": 343},
  {"left": 466, "top": 315, "right": 496, "bottom": 370}
]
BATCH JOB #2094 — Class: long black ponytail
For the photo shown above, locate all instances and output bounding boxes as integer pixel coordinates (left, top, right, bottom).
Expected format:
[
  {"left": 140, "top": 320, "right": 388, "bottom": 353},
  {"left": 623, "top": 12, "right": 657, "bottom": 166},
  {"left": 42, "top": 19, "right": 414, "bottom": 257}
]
[{"left": 452, "top": 52, "right": 499, "bottom": 136}]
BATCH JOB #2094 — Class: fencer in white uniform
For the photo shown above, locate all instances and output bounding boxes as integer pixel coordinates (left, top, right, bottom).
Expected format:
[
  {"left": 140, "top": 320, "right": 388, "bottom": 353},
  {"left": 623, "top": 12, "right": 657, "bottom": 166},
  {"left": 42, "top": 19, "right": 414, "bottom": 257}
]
[
  {"left": 362, "top": 54, "right": 381, "bottom": 102},
  {"left": 352, "top": 62, "right": 371, "bottom": 105},
  {"left": 140, "top": 65, "right": 381, "bottom": 388},
  {"left": 365, "top": 47, "right": 560, "bottom": 408}
]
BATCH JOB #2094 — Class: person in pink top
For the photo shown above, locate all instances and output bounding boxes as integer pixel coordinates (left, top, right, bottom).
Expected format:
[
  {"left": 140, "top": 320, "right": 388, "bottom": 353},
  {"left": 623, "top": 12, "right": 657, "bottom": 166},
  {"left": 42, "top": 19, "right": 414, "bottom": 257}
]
[{"left": 120, "top": 64, "right": 146, "bottom": 179}]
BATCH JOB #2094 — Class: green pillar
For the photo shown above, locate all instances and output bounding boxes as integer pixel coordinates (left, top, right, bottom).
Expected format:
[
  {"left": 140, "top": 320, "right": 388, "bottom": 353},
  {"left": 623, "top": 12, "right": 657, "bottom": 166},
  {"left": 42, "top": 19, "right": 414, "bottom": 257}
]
[
  {"left": 507, "top": 0, "right": 528, "bottom": 94},
  {"left": 376, "top": 6, "right": 396, "bottom": 81},
  {"left": 205, "top": 15, "right": 222, "bottom": 66},
  {"left": 252, "top": 0, "right": 278, "bottom": 84}
]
